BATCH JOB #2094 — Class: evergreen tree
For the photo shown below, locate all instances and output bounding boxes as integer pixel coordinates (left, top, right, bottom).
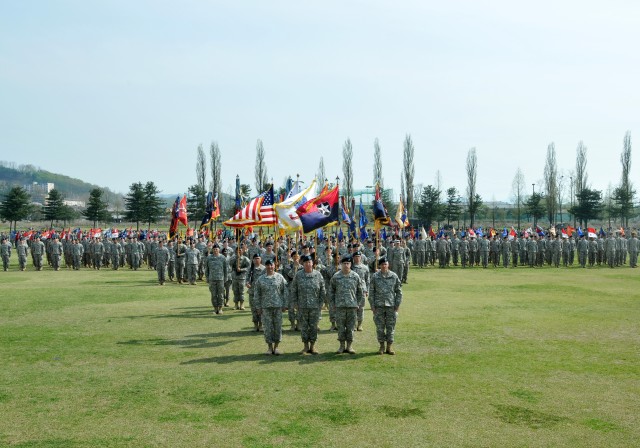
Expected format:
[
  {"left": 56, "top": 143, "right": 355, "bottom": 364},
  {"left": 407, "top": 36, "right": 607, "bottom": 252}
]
[
  {"left": 0, "top": 186, "right": 32, "bottom": 232},
  {"left": 444, "top": 187, "right": 462, "bottom": 225},
  {"left": 416, "top": 185, "right": 442, "bottom": 229},
  {"left": 124, "top": 182, "right": 145, "bottom": 230},
  {"left": 187, "top": 184, "right": 206, "bottom": 228},
  {"left": 525, "top": 192, "right": 545, "bottom": 227},
  {"left": 83, "top": 188, "right": 110, "bottom": 227},
  {"left": 569, "top": 188, "right": 603, "bottom": 228},
  {"left": 43, "top": 188, "right": 65, "bottom": 227},
  {"left": 142, "top": 181, "right": 164, "bottom": 229}
]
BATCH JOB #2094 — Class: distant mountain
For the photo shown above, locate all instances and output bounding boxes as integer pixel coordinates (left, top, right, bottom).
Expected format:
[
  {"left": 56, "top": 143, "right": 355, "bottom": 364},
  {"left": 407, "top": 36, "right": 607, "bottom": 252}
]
[{"left": 0, "top": 162, "right": 114, "bottom": 203}]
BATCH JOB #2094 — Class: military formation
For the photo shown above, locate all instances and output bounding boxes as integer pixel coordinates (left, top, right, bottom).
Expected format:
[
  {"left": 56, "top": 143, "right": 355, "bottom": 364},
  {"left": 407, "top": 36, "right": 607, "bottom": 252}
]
[{"left": 4, "top": 224, "right": 639, "bottom": 356}]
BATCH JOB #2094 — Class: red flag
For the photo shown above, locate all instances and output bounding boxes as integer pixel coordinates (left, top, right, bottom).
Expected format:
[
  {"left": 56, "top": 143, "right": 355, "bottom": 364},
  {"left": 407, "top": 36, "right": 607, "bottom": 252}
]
[{"left": 178, "top": 195, "right": 188, "bottom": 226}]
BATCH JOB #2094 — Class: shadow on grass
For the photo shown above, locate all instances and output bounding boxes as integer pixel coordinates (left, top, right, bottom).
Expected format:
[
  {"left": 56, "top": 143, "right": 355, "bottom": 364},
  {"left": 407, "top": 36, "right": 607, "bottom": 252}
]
[
  {"left": 181, "top": 351, "right": 379, "bottom": 365},
  {"left": 118, "top": 337, "right": 233, "bottom": 349},
  {"left": 115, "top": 309, "right": 250, "bottom": 320}
]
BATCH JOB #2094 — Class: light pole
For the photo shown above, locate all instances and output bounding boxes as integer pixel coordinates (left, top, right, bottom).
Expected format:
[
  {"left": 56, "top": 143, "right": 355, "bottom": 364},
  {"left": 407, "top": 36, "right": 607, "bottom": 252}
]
[
  {"left": 570, "top": 176, "right": 575, "bottom": 229},
  {"left": 559, "top": 175, "right": 564, "bottom": 224},
  {"left": 532, "top": 183, "right": 535, "bottom": 195}
]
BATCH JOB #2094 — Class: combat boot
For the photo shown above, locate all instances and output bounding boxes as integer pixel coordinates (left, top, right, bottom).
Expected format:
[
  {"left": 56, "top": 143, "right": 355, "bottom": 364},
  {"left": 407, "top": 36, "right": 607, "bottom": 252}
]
[
  {"left": 308, "top": 343, "right": 318, "bottom": 355},
  {"left": 266, "top": 343, "right": 273, "bottom": 355},
  {"left": 273, "top": 343, "right": 281, "bottom": 355},
  {"left": 336, "top": 342, "right": 345, "bottom": 354},
  {"left": 290, "top": 322, "right": 296, "bottom": 331},
  {"left": 356, "top": 320, "right": 363, "bottom": 331},
  {"left": 346, "top": 342, "right": 356, "bottom": 354},
  {"left": 386, "top": 342, "right": 395, "bottom": 355},
  {"left": 254, "top": 323, "right": 259, "bottom": 332},
  {"left": 377, "top": 342, "right": 385, "bottom": 355},
  {"left": 300, "top": 342, "right": 309, "bottom": 355},
  {"left": 239, "top": 301, "right": 245, "bottom": 310}
]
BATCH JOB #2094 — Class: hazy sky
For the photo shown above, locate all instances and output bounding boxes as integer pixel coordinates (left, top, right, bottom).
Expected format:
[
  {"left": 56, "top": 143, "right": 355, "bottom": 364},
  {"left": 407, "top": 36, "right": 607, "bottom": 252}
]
[{"left": 2, "top": 1, "right": 639, "bottom": 202}]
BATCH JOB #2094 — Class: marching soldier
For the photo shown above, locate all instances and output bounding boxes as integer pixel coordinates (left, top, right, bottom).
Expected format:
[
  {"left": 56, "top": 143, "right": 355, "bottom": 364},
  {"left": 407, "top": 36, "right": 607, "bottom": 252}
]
[
  {"left": 204, "top": 243, "right": 228, "bottom": 314},
  {"left": 369, "top": 256, "right": 402, "bottom": 355},
  {"left": 254, "top": 259, "right": 288, "bottom": 355},
  {"left": 329, "top": 255, "right": 365, "bottom": 354},
  {"left": 290, "top": 254, "right": 326, "bottom": 355}
]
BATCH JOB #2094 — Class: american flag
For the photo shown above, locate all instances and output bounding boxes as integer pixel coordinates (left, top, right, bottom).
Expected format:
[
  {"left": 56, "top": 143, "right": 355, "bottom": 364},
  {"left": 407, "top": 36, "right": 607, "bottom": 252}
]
[{"left": 224, "top": 186, "right": 276, "bottom": 227}]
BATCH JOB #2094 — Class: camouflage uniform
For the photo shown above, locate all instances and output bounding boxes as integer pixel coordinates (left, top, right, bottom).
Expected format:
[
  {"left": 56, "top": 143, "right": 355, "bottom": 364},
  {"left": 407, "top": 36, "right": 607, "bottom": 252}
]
[
  {"left": 329, "top": 269, "right": 365, "bottom": 349},
  {"left": 72, "top": 240, "right": 84, "bottom": 270},
  {"left": 628, "top": 235, "right": 638, "bottom": 268},
  {"left": 248, "top": 263, "right": 267, "bottom": 328},
  {"left": 50, "top": 239, "right": 63, "bottom": 271},
  {"left": 186, "top": 245, "right": 200, "bottom": 285},
  {"left": 229, "top": 252, "right": 251, "bottom": 308},
  {"left": 605, "top": 235, "right": 616, "bottom": 268},
  {"left": 577, "top": 237, "right": 588, "bottom": 268},
  {"left": 351, "top": 258, "right": 370, "bottom": 330},
  {"left": 174, "top": 241, "right": 188, "bottom": 283},
  {"left": 282, "top": 261, "right": 302, "bottom": 329},
  {"left": 588, "top": 238, "right": 597, "bottom": 267},
  {"left": 369, "top": 268, "right": 402, "bottom": 350},
  {"left": 155, "top": 244, "right": 170, "bottom": 284},
  {"left": 205, "top": 253, "right": 228, "bottom": 311},
  {"left": 479, "top": 236, "right": 489, "bottom": 268},
  {"left": 31, "top": 238, "right": 45, "bottom": 270},
  {"left": 254, "top": 271, "right": 287, "bottom": 347},
  {"left": 1, "top": 239, "right": 12, "bottom": 270},
  {"left": 16, "top": 240, "right": 29, "bottom": 271},
  {"left": 93, "top": 240, "right": 104, "bottom": 270},
  {"left": 290, "top": 268, "right": 326, "bottom": 346}
]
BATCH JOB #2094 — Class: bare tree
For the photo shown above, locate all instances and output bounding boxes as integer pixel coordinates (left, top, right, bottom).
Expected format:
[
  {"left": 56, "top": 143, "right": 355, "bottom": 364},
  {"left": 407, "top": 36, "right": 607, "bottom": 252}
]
[
  {"left": 466, "top": 147, "right": 478, "bottom": 227},
  {"left": 556, "top": 172, "right": 566, "bottom": 224},
  {"left": 575, "top": 141, "right": 588, "bottom": 194},
  {"left": 403, "top": 134, "right": 415, "bottom": 214},
  {"left": 434, "top": 170, "right": 442, "bottom": 193},
  {"left": 342, "top": 138, "right": 354, "bottom": 206},
  {"left": 196, "top": 144, "right": 207, "bottom": 192},
  {"left": 209, "top": 141, "right": 222, "bottom": 209},
  {"left": 317, "top": 156, "right": 326, "bottom": 194},
  {"left": 373, "top": 138, "right": 384, "bottom": 188},
  {"left": 543, "top": 142, "right": 558, "bottom": 224},
  {"left": 255, "top": 139, "right": 269, "bottom": 192},
  {"left": 618, "top": 131, "right": 634, "bottom": 227},
  {"left": 511, "top": 167, "right": 526, "bottom": 230},
  {"left": 400, "top": 174, "right": 405, "bottom": 209}
]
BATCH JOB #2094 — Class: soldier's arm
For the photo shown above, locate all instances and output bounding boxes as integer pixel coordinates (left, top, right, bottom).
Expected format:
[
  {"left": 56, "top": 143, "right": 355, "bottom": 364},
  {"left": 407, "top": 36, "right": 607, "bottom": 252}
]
[{"left": 394, "top": 275, "right": 403, "bottom": 310}]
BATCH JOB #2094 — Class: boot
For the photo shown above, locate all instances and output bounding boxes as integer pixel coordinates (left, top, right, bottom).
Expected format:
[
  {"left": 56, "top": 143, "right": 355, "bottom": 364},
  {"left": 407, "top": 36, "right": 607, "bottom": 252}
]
[
  {"left": 308, "top": 343, "right": 318, "bottom": 355},
  {"left": 301, "top": 342, "right": 309, "bottom": 355},
  {"left": 330, "top": 323, "right": 337, "bottom": 331},
  {"left": 290, "top": 323, "right": 296, "bottom": 331},
  {"left": 346, "top": 342, "right": 356, "bottom": 354},
  {"left": 239, "top": 301, "right": 245, "bottom": 310},
  {"left": 218, "top": 307, "right": 224, "bottom": 315},
  {"left": 266, "top": 343, "right": 273, "bottom": 355},
  {"left": 273, "top": 343, "right": 281, "bottom": 356},
  {"left": 336, "top": 341, "right": 345, "bottom": 354},
  {"left": 377, "top": 342, "right": 385, "bottom": 355},
  {"left": 386, "top": 342, "right": 395, "bottom": 355},
  {"left": 356, "top": 320, "right": 363, "bottom": 331},
  {"left": 258, "top": 322, "right": 263, "bottom": 332},
  {"left": 254, "top": 323, "right": 259, "bottom": 332}
]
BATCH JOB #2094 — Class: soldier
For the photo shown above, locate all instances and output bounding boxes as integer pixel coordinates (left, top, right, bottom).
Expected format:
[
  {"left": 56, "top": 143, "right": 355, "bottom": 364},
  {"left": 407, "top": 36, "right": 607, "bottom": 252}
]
[
  {"left": 436, "top": 235, "right": 447, "bottom": 268},
  {"left": 131, "top": 237, "right": 143, "bottom": 271},
  {"left": 205, "top": 243, "right": 228, "bottom": 314},
  {"left": 351, "top": 251, "right": 370, "bottom": 332},
  {"left": 111, "top": 238, "right": 121, "bottom": 270},
  {"left": 282, "top": 251, "right": 302, "bottom": 331},
  {"left": 459, "top": 234, "right": 469, "bottom": 268},
  {"left": 254, "top": 259, "right": 288, "bottom": 355},
  {"left": 527, "top": 235, "right": 537, "bottom": 268},
  {"left": 628, "top": 232, "right": 638, "bottom": 268},
  {"left": 50, "top": 237, "right": 63, "bottom": 271},
  {"left": 321, "top": 249, "right": 340, "bottom": 330},
  {"left": 329, "top": 255, "right": 365, "bottom": 354},
  {"left": 501, "top": 236, "right": 510, "bottom": 268},
  {"left": 551, "top": 234, "right": 561, "bottom": 268},
  {"left": 414, "top": 234, "right": 426, "bottom": 268},
  {"left": 451, "top": 234, "right": 460, "bottom": 266},
  {"left": 174, "top": 238, "right": 188, "bottom": 283},
  {"left": 221, "top": 248, "right": 233, "bottom": 306},
  {"left": 562, "top": 235, "right": 570, "bottom": 267},
  {"left": 605, "top": 233, "right": 617, "bottom": 268},
  {"left": 247, "top": 254, "right": 266, "bottom": 331},
  {"left": 402, "top": 239, "right": 411, "bottom": 283},
  {"left": 519, "top": 234, "right": 528, "bottom": 266},
  {"left": 16, "top": 237, "right": 29, "bottom": 271},
  {"left": 71, "top": 239, "right": 84, "bottom": 270},
  {"left": 479, "top": 234, "right": 490, "bottom": 268},
  {"left": 290, "top": 254, "right": 326, "bottom": 355},
  {"left": 1, "top": 237, "right": 12, "bottom": 271},
  {"left": 229, "top": 244, "right": 251, "bottom": 310},
  {"left": 369, "top": 256, "right": 402, "bottom": 355},
  {"left": 195, "top": 236, "right": 208, "bottom": 281},
  {"left": 577, "top": 234, "right": 588, "bottom": 268},
  {"left": 155, "top": 239, "right": 170, "bottom": 285},
  {"left": 93, "top": 237, "right": 104, "bottom": 270},
  {"left": 186, "top": 241, "right": 201, "bottom": 285},
  {"left": 588, "top": 237, "right": 597, "bottom": 267},
  {"left": 31, "top": 236, "right": 45, "bottom": 271},
  {"left": 468, "top": 235, "right": 478, "bottom": 267},
  {"left": 597, "top": 236, "right": 605, "bottom": 266},
  {"left": 511, "top": 235, "right": 519, "bottom": 267}
]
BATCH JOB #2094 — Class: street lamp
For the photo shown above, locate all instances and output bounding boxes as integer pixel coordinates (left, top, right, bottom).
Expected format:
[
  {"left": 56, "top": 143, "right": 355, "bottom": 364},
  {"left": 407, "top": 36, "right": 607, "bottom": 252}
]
[
  {"left": 532, "top": 183, "right": 535, "bottom": 195},
  {"left": 559, "top": 175, "right": 564, "bottom": 224}
]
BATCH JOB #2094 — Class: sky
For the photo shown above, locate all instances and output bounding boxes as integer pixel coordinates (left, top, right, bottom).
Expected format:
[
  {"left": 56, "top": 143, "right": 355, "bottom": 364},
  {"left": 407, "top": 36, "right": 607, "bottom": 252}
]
[{"left": 2, "top": 1, "right": 639, "bottom": 203}]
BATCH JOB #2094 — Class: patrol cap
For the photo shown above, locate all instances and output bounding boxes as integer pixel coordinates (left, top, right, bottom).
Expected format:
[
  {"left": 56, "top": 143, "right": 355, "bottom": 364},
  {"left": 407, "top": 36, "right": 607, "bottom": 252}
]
[
  {"left": 265, "top": 241, "right": 273, "bottom": 247},
  {"left": 212, "top": 243, "right": 220, "bottom": 249},
  {"left": 300, "top": 254, "right": 313, "bottom": 263},
  {"left": 221, "top": 248, "right": 228, "bottom": 255},
  {"left": 340, "top": 255, "right": 352, "bottom": 263},
  {"left": 290, "top": 250, "right": 297, "bottom": 256},
  {"left": 252, "top": 253, "right": 261, "bottom": 259},
  {"left": 352, "top": 251, "right": 362, "bottom": 257},
  {"left": 378, "top": 256, "right": 389, "bottom": 264},
  {"left": 264, "top": 259, "right": 274, "bottom": 266}
]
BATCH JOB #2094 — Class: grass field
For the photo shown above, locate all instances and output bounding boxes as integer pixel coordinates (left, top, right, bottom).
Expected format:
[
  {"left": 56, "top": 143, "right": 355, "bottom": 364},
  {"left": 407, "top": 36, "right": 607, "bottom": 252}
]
[{"left": 1, "top": 258, "right": 639, "bottom": 447}]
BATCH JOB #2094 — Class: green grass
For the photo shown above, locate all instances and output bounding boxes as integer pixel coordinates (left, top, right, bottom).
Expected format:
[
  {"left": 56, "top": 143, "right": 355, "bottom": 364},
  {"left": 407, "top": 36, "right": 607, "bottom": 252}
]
[{"left": 1, "top": 258, "right": 639, "bottom": 447}]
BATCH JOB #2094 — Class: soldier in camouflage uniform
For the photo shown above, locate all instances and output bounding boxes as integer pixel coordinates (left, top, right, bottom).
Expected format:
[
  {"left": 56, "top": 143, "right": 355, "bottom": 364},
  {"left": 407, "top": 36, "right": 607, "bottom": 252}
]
[
  {"left": 50, "top": 237, "right": 63, "bottom": 271},
  {"left": 205, "top": 244, "right": 228, "bottom": 314},
  {"left": 351, "top": 251, "right": 370, "bottom": 332},
  {"left": 402, "top": 239, "right": 411, "bottom": 283},
  {"left": 459, "top": 234, "right": 469, "bottom": 268},
  {"left": 1, "top": 237, "right": 12, "bottom": 271},
  {"left": 16, "top": 237, "right": 29, "bottom": 271},
  {"left": 501, "top": 236, "right": 510, "bottom": 268},
  {"left": 605, "top": 233, "right": 616, "bottom": 268},
  {"left": 577, "top": 234, "right": 588, "bottom": 268},
  {"left": 254, "top": 259, "right": 288, "bottom": 355},
  {"left": 628, "top": 232, "right": 638, "bottom": 268},
  {"left": 479, "top": 235, "right": 489, "bottom": 268},
  {"left": 186, "top": 241, "right": 201, "bottom": 285},
  {"left": 174, "top": 238, "right": 188, "bottom": 283},
  {"left": 229, "top": 245, "right": 251, "bottom": 309},
  {"left": 369, "top": 256, "right": 402, "bottom": 355},
  {"left": 93, "top": 237, "right": 104, "bottom": 270},
  {"left": 31, "top": 236, "right": 45, "bottom": 271},
  {"left": 111, "top": 238, "right": 121, "bottom": 270},
  {"left": 511, "top": 235, "right": 519, "bottom": 267},
  {"left": 247, "top": 254, "right": 266, "bottom": 331},
  {"left": 588, "top": 237, "right": 597, "bottom": 267},
  {"left": 527, "top": 235, "right": 537, "bottom": 268},
  {"left": 282, "top": 251, "right": 302, "bottom": 331},
  {"left": 290, "top": 254, "right": 326, "bottom": 355},
  {"left": 329, "top": 255, "right": 365, "bottom": 354},
  {"left": 321, "top": 249, "right": 340, "bottom": 330},
  {"left": 195, "top": 236, "right": 208, "bottom": 281},
  {"left": 72, "top": 239, "right": 84, "bottom": 270},
  {"left": 155, "top": 239, "right": 170, "bottom": 285}
]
